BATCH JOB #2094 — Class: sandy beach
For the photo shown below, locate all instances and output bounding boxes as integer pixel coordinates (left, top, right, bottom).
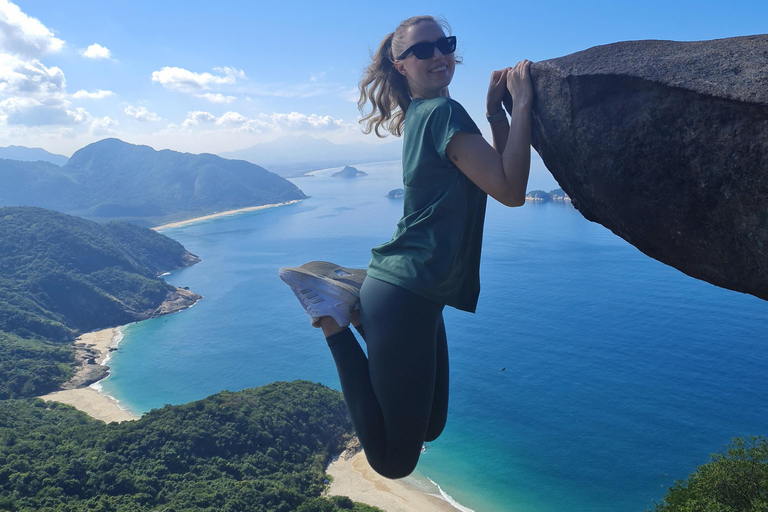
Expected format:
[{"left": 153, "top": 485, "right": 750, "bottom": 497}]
[
  {"left": 40, "top": 328, "right": 139, "bottom": 423},
  {"left": 153, "top": 200, "right": 302, "bottom": 230},
  {"left": 326, "top": 446, "right": 467, "bottom": 512}
]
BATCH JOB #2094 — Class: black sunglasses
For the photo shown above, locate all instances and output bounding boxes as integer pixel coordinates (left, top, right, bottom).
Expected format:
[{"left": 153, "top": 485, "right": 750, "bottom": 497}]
[{"left": 396, "top": 36, "right": 457, "bottom": 60}]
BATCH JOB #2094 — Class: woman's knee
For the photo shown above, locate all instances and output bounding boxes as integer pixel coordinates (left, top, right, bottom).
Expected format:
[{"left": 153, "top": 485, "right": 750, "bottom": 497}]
[{"left": 366, "top": 450, "right": 420, "bottom": 479}]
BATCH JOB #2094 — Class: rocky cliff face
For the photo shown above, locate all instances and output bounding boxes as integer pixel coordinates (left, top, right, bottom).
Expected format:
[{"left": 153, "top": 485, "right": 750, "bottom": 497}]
[{"left": 530, "top": 34, "right": 768, "bottom": 300}]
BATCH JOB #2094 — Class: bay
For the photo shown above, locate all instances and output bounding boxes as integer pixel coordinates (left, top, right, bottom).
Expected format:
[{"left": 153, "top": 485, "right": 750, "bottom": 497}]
[{"left": 100, "top": 161, "right": 768, "bottom": 512}]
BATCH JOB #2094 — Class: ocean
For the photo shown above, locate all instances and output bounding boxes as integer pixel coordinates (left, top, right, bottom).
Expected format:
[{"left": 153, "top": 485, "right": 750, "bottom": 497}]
[{"left": 99, "top": 161, "right": 768, "bottom": 512}]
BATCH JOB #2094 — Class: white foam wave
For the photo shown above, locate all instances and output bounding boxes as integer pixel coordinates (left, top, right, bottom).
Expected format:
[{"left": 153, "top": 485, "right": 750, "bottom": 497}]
[{"left": 426, "top": 477, "right": 476, "bottom": 512}]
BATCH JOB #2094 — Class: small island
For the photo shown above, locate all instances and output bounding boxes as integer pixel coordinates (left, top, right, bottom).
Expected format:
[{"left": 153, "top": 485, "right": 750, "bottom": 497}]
[
  {"left": 526, "top": 188, "right": 571, "bottom": 202},
  {"left": 386, "top": 188, "right": 404, "bottom": 199},
  {"left": 332, "top": 165, "right": 368, "bottom": 179}
]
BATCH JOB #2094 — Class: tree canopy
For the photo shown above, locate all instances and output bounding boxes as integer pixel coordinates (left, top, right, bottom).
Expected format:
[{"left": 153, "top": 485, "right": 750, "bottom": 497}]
[
  {"left": 653, "top": 436, "right": 768, "bottom": 512},
  {"left": 0, "top": 381, "right": 380, "bottom": 512}
]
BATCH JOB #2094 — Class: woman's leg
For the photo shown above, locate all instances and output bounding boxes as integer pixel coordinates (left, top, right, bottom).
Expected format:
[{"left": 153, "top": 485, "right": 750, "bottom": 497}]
[
  {"left": 425, "top": 315, "right": 448, "bottom": 442},
  {"left": 325, "top": 277, "right": 445, "bottom": 479}
]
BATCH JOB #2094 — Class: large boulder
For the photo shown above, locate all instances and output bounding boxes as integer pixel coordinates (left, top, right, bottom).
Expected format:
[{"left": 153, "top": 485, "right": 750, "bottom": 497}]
[{"left": 530, "top": 35, "right": 768, "bottom": 301}]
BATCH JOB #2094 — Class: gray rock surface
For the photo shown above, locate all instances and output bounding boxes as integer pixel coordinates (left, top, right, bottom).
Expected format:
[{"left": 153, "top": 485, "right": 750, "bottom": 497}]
[{"left": 529, "top": 34, "right": 768, "bottom": 300}]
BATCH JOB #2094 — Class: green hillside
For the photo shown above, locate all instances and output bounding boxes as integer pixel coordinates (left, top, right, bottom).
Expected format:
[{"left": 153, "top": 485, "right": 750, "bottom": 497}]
[
  {"left": 0, "top": 381, "right": 380, "bottom": 512},
  {"left": 0, "top": 206, "right": 201, "bottom": 398},
  {"left": 0, "top": 138, "right": 307, "bottom": 226}
]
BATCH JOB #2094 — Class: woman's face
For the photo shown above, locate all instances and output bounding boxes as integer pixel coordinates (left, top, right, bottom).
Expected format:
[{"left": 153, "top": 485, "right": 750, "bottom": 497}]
[{"left": 394, "top": 21, "right": 455, "bottom": 99}]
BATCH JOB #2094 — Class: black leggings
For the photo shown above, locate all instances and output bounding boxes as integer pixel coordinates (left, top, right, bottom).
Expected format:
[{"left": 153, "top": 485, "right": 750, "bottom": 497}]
[{"left": 326, "top": 276, "right": 448, "bottom": 479}]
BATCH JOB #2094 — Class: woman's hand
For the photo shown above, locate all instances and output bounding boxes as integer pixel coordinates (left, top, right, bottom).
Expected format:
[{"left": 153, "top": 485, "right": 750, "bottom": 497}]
[
  {"left": 506, "top": 60, "right": 533, "bottom": 109},
  {"left": 486, "top": 68, "right": 510, "bottom": 115}
]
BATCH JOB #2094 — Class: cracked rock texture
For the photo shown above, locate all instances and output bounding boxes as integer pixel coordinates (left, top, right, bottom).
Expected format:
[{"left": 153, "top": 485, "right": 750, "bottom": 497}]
[{"left": 530, "top": 34, "right": 768, "bottom": 300}]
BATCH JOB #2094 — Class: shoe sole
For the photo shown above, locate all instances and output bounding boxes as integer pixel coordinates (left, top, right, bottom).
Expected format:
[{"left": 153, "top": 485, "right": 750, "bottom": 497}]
[
  {"left": 279, "top": 268, "right": 360, "bottom": 327},
  {"left": 295, "top": 261, "right": 366, "bottom": 290}
]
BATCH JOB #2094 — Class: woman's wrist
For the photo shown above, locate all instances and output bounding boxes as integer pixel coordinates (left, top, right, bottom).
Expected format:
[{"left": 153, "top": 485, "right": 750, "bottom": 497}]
[
  {"left": 486, "top": 108, "right": 507, "bottom": 123},
  {"left": 486, "top": 102, "right": 502, "bottom": 114}
]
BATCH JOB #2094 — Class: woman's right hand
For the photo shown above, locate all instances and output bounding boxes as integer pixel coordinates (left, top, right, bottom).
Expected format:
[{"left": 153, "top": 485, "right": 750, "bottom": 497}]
[
  {"left": 506, "top": 60, "right": 533, "bottom": 109},
  {"left": 486, "top": 68, "right": 510, "bottom": 115}
]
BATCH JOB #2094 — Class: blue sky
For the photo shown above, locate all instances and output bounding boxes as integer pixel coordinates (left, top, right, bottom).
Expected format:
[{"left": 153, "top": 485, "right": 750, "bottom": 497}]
[{"left": 1, "top": 0, "right": 765, "bottom": 157}]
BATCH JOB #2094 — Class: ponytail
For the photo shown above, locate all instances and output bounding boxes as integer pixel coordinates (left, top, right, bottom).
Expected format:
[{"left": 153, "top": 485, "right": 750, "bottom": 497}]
[
  {"left": 358, "top": 15, "right": 447, "bottom": 137},
  {"left": 358, "top": 32, "right": 411, "bottom": 137}
]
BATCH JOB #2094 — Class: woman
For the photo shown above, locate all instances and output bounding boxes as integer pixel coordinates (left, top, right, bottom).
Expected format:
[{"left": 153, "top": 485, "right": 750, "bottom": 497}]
[{"left": 279, "top": 15, "right": 532, "bottom": 479}]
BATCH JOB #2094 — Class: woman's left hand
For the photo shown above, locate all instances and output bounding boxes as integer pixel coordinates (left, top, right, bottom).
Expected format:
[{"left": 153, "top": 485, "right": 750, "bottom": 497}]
[
  {"left": 486, "top": 68, "right": 510, "bottom": 115},
  {"left": 506, "top": 60, "right": 533, "bottom": 109}
]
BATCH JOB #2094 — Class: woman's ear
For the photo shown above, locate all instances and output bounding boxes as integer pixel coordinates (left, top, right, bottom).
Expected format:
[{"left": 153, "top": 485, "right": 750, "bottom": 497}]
[{"left": 393, "top": 60, "right": 408, "bottom": 77}]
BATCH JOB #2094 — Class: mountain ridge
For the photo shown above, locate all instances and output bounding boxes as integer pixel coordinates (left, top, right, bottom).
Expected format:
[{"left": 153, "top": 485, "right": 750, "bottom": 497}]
[{"left": 0, "top": 138, "right": 307, "bottom": 226}]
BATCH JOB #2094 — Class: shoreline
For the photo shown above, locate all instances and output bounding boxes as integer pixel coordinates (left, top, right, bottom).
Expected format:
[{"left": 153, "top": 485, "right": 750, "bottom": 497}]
[
  {"left": 326, "top": 441, "right": 469, "bottom": 512},
  {"left": 40, "top": 328, "right": 139, "bottom": 423},
  {"left": 39, "top": 195, "right": 474, "bottom": 510},
  {"left": 152, "top": 200, "right": 302, "bottom": 230}
]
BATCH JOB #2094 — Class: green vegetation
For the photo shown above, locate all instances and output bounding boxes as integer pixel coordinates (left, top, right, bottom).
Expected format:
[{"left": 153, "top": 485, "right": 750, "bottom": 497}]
[
  {"left": 0, "top": 206, "right": 196, "bottom": 340},
  {"left": 0, "top": 138, "right": 307, "bottom": 226},
  {"left": 0, "top": 206, "right": 200, "bottom": 398},
  {"left": 653, "top": 436, "right": 768, "bottom": 511},
  {"left": 0, "top": 207, "right": 378, "bottom": 510},
  {"left": 0, "top": 331, "right": 74, "bottom": 400},
  {"left": 0, "top": 381, "right": 380, "bottom": 512}
]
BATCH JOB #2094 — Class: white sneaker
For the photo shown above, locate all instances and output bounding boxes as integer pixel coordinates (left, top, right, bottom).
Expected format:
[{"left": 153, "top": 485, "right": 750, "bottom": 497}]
[{"left": 279, "top": 261, "right": 366, "bottom": 328}]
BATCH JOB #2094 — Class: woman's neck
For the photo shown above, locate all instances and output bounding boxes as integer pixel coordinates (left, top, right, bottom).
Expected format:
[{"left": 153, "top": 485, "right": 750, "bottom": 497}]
[{"left": 412, "top": 87, "right": 451, "bottom": 100}]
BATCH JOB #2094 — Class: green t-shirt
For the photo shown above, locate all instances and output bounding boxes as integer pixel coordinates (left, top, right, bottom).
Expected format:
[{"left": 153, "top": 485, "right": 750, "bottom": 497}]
[{"left": 368, "top": 97, "right": 487, "bottom": 313}]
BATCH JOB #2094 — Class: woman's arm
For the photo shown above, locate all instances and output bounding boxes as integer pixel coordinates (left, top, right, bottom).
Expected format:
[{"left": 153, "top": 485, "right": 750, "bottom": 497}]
[{"left": 447, "top": 60, "right": 533, "bottom": 207}]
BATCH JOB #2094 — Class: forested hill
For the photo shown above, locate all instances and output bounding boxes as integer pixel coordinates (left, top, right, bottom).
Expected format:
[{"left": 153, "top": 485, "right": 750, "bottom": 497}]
[
  {"left": 0, "top": 381, "right": 380, "bottom": 512},
  {"left": 0, "top": 206, "right": 202, "bottom": 399},
  {"left": 0, "top": 206, "right": 200, "bottom": 342},
  {"left": 0, "top": 138, "right": 307, "bottom": 226}
]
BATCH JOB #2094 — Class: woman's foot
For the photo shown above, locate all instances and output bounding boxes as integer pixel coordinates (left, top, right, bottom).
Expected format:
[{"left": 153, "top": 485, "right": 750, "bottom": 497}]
[{"left": 278, "top": 261, "right": 366, "bottom": 328}]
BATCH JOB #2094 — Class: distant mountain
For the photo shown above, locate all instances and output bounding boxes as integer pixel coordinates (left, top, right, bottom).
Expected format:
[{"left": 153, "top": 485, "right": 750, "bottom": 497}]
[
  {"left": 0, "top": 138, "right": 307, "bottom": 226},
  {"left": 0, "top": 158, "right": 79, "bottom": 212},
  {"left": 219, "top": 135, "right": 401, "bottom": 176},
  {"left": 332, "top": 165, "right": 368, "bottom": 178},
  {"left": 0, "top": 145, "right": 69, "bottom": 166}
]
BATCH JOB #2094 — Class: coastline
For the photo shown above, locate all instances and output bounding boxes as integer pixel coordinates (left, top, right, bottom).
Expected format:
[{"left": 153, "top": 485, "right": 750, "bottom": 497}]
[
  {"left": 326, "top": 442, "right": 469, "bottom": 512},
  {"left": 152, "top": 200, "right": 302, "bottom": 230},
  {"left": 37, "top": 195, "right": 474, "bottom": 511},
  {"left": 40, "top": 328, "right": 138, "bottom": 423}
]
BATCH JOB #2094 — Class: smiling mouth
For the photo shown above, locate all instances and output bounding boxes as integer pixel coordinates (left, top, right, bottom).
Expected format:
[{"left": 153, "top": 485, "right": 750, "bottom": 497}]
[{"left": 429, "top": 65, "right": 447, "bottom": 73}]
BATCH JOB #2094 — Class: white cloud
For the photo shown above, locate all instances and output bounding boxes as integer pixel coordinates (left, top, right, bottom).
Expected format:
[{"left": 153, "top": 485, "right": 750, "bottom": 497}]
[
  {"left": 80, "top": 43, "right": 111, "bottom": 59},
  {"left": 68, "top": 107, "right": 89, "bottom": 123},
  {"left": 216, "top": 111, "right": 246, "bottom": 126},
  {"left": 0, "top": 96, "right": 89, "bottom": 126},
  {"left": 72, "top": 89, "right": 114, "bottom": 100},
  {"left": 124, "top": 105, "right": 160, "bottom": 122},
  {"left": 0, "top": 0, "right": 64, "bottom": 59},
  {"left": 182, "top": 110, "right": 217, "bottom": 127},
  {"left": 177, "top": 109, "right": 348, "bottom": 135},
  {"left": 0, "top": 54, "right": 65, "bottom": 97},
  {"left": 195, "top": 92, "right": 236, "bottom": 104},
  {"left": 270, "top": 112, "right": 345, "bottom": 131},
  {"left": 151, "top": 66, "right": 245, "bottom": 93},
  {"left": 0, "top": 4, "right": 75, "bottom": 129},
  {"left": 90, "top": 115, "right": 117, "bottom": 135}
]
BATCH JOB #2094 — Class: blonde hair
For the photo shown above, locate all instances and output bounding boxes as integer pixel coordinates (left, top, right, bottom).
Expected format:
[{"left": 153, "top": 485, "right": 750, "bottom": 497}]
[{"left": 358, "top": 16, "right": 459, "bottom": 138}]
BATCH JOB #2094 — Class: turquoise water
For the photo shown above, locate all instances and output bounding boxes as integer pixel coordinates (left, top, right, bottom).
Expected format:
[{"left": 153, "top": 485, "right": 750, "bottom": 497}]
[{"left": 100, "top": 161, "right": 768, "bottom": 512}]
